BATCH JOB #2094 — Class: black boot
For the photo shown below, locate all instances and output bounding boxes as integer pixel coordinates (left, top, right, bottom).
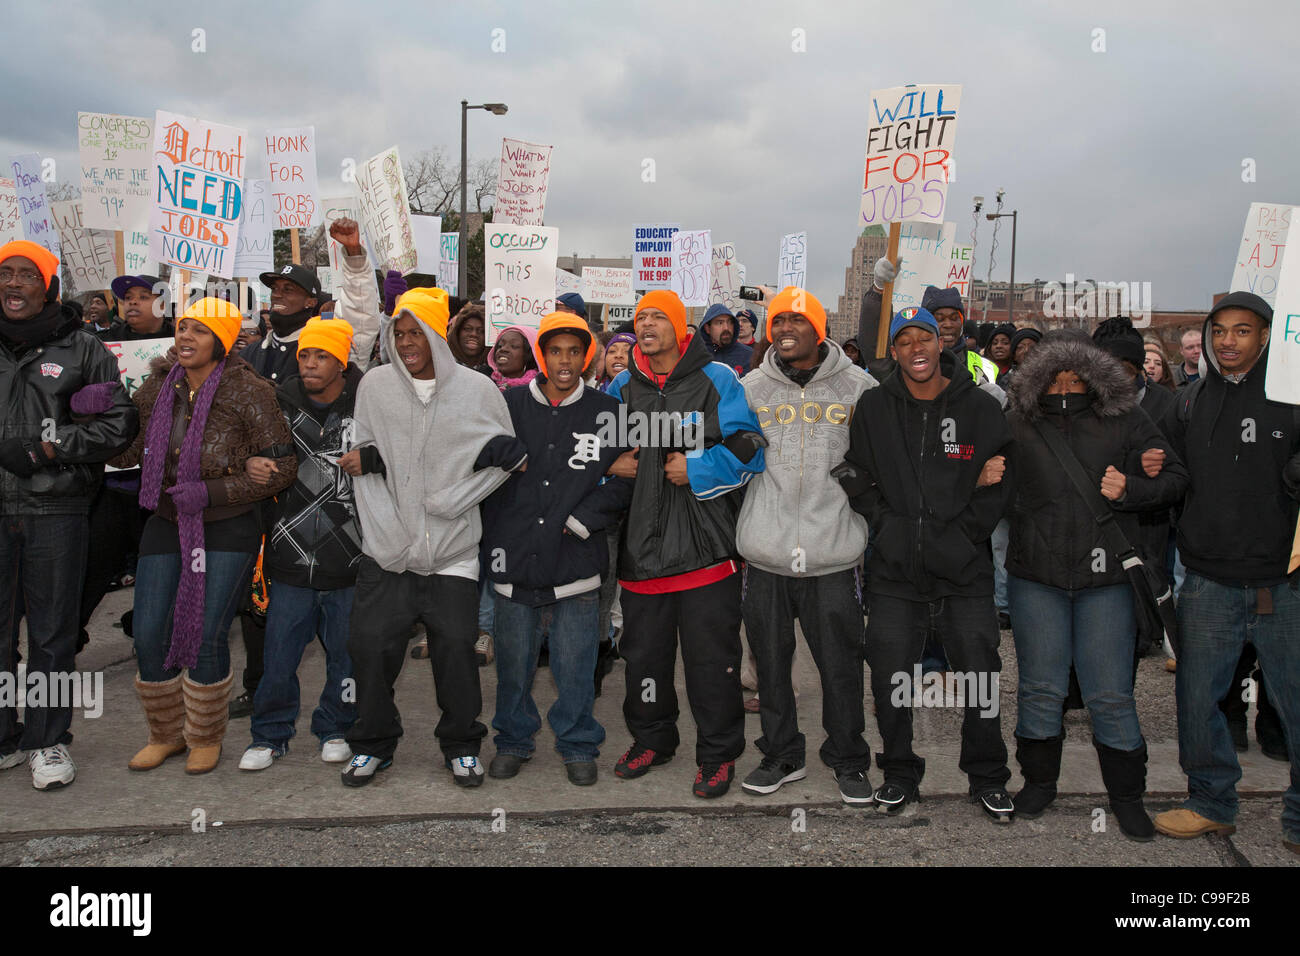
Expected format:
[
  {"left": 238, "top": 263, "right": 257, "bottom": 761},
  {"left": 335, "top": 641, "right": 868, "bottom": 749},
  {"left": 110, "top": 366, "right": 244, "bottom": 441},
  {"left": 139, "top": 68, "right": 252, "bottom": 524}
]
[
  {"left": 1014, "top": 733, "right": 1064, "bottom": 819},
  {"left": 1094, "top": 739, "right": 1155, "bottom": 842}
]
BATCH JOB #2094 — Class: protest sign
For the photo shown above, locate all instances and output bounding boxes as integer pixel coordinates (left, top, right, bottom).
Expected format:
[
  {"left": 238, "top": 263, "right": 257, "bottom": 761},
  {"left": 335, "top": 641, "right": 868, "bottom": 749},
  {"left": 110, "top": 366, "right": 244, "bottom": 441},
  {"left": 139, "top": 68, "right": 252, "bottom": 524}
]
[
  {"left": 122, "top": 226, "right": 155, "bottom": 274},
  {"left": 671, "top": 229, "right": 711, "bottom": 307},
  {"left": 494, "top": 138, "right": 552, "bottom": 226},
  {"left": 859, "top": 84, "right": 961, "bottom": 228},
  {"left": 581, "top": 266, "right": 635, "bottom": 305},
  {"left": 946, "top": 242, "right": 973, "bottom": 297},
  {"left": 602, "top": 303, "right": 636, "bottom": 329},
  {"left": 708, "top": 240, "right": 742, "bottom": 309},
  {"left": 484, "top": 223, "right": 558, "bottom": 341},
  {"left": 103, "top": 336, "right": 174, "bottom": 398},
  {"left": 890, "top": 221, "right": 958, "bottom": 308},
  {"left": 233, "top": 178, "right": 273, "bottom": 278},
  {"left": 321, "top": 195, "right": 373, "bottom": 270},
  {"left": 556, "top": 268, "right": 581, "bottom": 296},
  {"left": 1230, "top": 202, "right": 1293, "bottom": 306},
  {"left": 439, "top": 232, "right": 459, "bottom": 295},
  {"left": 355, "top": 146, "right": 418, "bottom": 275},
  {"left": 51, "top": 201, "right": 116, "bottom": 291},
  {"left": 316, "top": 266, "right": 338, "bottom": 297},
  {"left": 634, "top": 223, "right": 679, "bottom": 290},
  {"left": 778, "top": 232, "right": 807, "bottom": 289},
  {"left": 1264, "top": 216, "right": 1300, "bottom": 404},
  {"left": 77, "top": 112, "right": 153, "bottom": 231},
  {"left": 148, "top": 111, "right": 246, "bottom": 279},
  {"left": 10, "top": 153, "right": 59, "bottom": 260},
  {"left": 0, "top": 178, "right": 21, "bottom": 245},
  {"left": 410, "top": 214, "right": 442, "bottom": 274},
  {"left": 264, "top": 126, "right": 319, "bottom": 229}
]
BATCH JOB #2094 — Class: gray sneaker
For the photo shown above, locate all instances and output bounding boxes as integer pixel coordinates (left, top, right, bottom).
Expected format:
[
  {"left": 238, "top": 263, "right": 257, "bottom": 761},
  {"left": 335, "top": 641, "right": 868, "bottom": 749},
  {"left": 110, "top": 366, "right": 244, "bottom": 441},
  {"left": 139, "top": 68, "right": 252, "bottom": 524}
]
[
  {"left": 835, "top": 769, "right": 875, "bottom": 805},
  {"left": 0, "top": 749, "right": 26, "bottom": 771},
  {"left": 741, "top": 758, "right": 806, "bottom": 795}
]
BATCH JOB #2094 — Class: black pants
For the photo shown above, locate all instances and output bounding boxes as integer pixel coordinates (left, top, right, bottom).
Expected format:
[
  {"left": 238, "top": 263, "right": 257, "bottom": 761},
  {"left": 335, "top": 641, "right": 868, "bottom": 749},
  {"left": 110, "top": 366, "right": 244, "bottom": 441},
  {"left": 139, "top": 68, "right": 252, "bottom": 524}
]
[
  {"left": 620, "top": 571, "right": 744, "bottom": 765},
  {"left": 743, "top": 566, "right": 870, "bottom": 773},
  {"left": 345, "top": 557, "right": 485, "bottom": 761},
  {"left": 866, "top": 591, "right": 1010, "bottom": 793},
  {"left": 79, "top": 485, "right": 145, "bottom": 644},
  {"left": 239, "top": 609, "right": 265, "bottom": 694}
]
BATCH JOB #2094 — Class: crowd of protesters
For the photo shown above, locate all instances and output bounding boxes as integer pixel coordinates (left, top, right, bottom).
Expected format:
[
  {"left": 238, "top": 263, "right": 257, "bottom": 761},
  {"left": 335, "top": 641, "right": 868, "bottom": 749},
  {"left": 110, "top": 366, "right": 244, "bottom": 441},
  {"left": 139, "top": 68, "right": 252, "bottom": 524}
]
[{"left": 0, "top": 233, "right": 1295, "bottom": 855}]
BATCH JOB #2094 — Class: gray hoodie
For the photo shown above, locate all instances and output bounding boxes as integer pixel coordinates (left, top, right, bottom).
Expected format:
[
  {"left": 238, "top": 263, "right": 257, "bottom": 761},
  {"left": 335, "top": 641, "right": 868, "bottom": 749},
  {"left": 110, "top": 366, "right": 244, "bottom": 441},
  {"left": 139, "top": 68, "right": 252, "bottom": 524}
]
[
  {"left": 350, "top": 309, "right": 515, "bottom": 575},
  {"left": 737, "top": 340, "right": 878, "bottom": 577}
]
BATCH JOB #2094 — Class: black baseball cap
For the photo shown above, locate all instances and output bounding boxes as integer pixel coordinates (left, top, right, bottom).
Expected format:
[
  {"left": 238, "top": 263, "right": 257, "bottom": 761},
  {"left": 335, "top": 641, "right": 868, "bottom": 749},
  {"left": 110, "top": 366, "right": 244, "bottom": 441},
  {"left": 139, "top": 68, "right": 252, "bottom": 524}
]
[
  {"left": 259, "top": 263, "right": 321, "bottom": 299},
  {"left": 110, "top": 274, "right": 164, "bottom": 299}
]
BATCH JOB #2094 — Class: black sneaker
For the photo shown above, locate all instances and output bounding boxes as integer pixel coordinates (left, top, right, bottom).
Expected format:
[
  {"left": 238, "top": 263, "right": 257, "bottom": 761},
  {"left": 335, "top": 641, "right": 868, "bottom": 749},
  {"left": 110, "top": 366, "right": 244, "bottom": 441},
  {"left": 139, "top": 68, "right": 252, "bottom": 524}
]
[
  {"left": 834, "top": 769, "right": 875, "bottom": 805},
  {"left": 997, "top": 611, "right": 1012, "bottom": 630},
  {"left": 341, "top": 754, "right": 392, "bottom": 788},
  {"left": 741, "top": 758, "right": 806, "bottom": 795},
  {"left": 873, "top": 781, "right": 918, "bottom": 815},
  {"left": 614, "top": 744, "right": 671, "bottom": 779},
  {"left": 228, "top": 691, "right": 254, "bottom": 719},
  {"left": 693, "top": 760, "right": 735, "bottom": 798},
  {"left": 975, "top": 788, "right": 1015, "bottom": 824}
]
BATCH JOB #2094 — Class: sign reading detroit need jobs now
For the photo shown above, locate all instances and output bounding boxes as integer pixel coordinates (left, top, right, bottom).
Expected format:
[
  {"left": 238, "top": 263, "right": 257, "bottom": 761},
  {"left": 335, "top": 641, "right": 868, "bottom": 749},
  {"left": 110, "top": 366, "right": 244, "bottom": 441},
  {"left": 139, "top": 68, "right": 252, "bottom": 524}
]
[
  {"left": 634, "top": 223, "right": 679, "bottom": 291},
  {"left": 485, "top": 223, "right": 558, "bottom": 343},
  {"left": 859, "top": 84, "right": 961, "bottom": 228}
]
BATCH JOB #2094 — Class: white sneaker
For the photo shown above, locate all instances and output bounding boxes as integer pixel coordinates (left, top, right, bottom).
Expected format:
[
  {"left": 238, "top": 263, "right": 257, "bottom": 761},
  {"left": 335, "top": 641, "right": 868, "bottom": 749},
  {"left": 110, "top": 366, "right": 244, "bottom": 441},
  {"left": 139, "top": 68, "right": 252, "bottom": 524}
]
[
  {"left": 238, "top": 746, "right": 279, "bottom": 771},
  {"left": 0, "top": 749, "right": 25, "bottom": 770},
  {"left": 321, "top": 738, "right": 352, "bottom": 763},
  {"left": 448, "top": 755, "right": 485, "bottom": 788},
  {"left": 29, "top": 745, "right": 75, "bottom": 790},
  {"left": 475, "top": 631, "right": 494, "bottom": 666}
]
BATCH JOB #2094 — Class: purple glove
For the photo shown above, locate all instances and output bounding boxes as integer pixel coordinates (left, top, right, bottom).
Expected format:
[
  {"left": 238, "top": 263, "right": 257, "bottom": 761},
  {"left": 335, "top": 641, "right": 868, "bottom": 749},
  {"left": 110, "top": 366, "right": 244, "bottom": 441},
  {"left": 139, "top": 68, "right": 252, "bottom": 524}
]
[
  {"left": 166, "top": 481, "right": 209, "bottom": 516},
  {"left": 383, "top": 270, "right": 407, "bottom": 315},
  {"left": 70, "top": 381, "right": 118, "bottom": 416}
]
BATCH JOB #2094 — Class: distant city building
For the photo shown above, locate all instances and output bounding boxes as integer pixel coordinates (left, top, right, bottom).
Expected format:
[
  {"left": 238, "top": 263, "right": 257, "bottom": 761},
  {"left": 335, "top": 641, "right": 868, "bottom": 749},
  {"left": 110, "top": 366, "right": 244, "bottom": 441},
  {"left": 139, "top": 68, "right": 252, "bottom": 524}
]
[{"left": 826, "top": 225, "right": 889, "bottom": 343}]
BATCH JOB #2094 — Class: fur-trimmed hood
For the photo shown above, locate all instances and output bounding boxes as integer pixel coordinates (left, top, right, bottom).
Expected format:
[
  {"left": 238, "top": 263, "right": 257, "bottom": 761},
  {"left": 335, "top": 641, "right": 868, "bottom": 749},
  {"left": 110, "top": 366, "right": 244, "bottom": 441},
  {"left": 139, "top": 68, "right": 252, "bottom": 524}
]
[{"left": 1006, "top": 331, "right": 1137, "bottom": 421}]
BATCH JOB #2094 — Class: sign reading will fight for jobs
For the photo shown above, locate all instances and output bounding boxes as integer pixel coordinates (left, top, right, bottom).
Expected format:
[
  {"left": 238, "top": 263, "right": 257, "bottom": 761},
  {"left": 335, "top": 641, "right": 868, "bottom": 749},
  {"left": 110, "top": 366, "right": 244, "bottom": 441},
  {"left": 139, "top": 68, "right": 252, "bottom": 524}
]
[{"left": 859, "top": 84, "right": 961, "bottom": 228}]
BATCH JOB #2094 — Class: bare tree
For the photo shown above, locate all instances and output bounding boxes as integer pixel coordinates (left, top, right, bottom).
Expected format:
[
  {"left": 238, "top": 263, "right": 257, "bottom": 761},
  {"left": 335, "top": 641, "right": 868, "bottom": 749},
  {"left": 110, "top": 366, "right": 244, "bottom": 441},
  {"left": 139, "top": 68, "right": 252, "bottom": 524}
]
[{"left": 403, "top": 149, "right": 497, "bottom": 216}]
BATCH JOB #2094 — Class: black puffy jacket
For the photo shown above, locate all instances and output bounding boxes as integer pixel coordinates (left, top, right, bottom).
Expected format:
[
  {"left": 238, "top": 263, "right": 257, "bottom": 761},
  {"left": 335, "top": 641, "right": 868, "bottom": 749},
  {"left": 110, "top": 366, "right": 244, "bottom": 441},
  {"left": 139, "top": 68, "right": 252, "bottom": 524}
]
[
  {"left": 1005, "top": 335, "right": 1188, "bottom": 591},
  {"left": 0, "top": 305, "right": 139, "bottom": 515}
]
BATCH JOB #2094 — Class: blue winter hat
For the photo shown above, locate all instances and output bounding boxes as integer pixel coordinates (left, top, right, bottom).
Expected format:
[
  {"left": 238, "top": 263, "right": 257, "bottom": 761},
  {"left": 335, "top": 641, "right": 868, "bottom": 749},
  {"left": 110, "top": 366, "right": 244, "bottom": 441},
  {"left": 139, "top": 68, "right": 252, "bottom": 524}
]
[
  {"left": 556, "top": 292, "right": 587, "bottom": 317},
  {"left": 890, "top": 306, "right": 940, "bottom": 342},
  {"left": 920, "top": 286, "right": 964, "bottom": 316},
  {"left": 702, "top": 303, "right": 735, "bottom": 323}
]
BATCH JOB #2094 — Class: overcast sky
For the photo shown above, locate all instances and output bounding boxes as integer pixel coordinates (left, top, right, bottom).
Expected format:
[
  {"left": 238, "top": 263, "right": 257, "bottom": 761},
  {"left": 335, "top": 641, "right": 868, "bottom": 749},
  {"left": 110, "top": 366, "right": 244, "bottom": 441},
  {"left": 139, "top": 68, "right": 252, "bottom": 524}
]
[{"left": 5, "top": 0, "right": 1297, "bottom": 311}]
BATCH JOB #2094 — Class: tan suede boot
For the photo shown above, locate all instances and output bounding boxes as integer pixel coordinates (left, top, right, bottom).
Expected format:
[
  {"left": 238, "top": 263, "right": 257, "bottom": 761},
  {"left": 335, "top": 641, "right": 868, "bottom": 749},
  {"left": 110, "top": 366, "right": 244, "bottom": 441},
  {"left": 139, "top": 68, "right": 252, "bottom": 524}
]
[
  {"left": 129, "top": 675, "right": 187, "bottom": 771},
  {"left": 182, "top": 672, "right": 234, "bottom": 775}
]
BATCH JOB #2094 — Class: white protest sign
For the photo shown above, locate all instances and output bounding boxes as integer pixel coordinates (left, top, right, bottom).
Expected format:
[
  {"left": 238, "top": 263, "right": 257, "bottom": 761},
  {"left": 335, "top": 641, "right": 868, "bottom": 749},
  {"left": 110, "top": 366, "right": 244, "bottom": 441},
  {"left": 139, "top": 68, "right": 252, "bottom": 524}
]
[
  {"left": 233, "top": 179, "right": 273, "bottom": 278},
  {"left": 321, "top": 195, "right": 373, "bottom": 270},
  {"left": 634, "top": 223, "right": 678, "bottom": 291},
  {"left": 484, "top": 223, "right": 558, "bottom": 342},
  {"left": 103, "top": 337, "right": 175, "bottom": 398},
  {"left": 10, "top": 153, "right": 59, "bottom": 260},
  {"left": 77, "top": 112, "right": 153, "bottom": 231},
  {"left": 581, "top": 266, "right": 635, "bottom": 305},
  {"left": 670, "top": 229, "right": 711, "bottom": 307},
  {"left": 709, "top": 240, "right": 742, "bottom": 309},
  {"left": 494, "top": 138, "right": 552, "bottom": 226},
  {"left": 556, "top": 268, "right": 581, "bottom": 296},
  {"left": 1231, "top": 202, "right": 1294, "bottom": 306},
  {"left": 316, "top": 266, "right": 338, "bottom": 297},
  {"left": 0, "top": 179, "right": 21, "bottom": 244},
  {"left": 410, "top": 214, "right": 442, "bottom": 274},
  {"left": 603, "top": 303, "right": 636, "bottom": 329},
  {"left": 355, "top": 146, "right": 418, "bottom": 274},
  {"left": 264, "top": 126, "right": 319, "bottom": 228},
  {"left": 439, "top": 232, "right": 459, "bottom": 295},
  {"left": 860, "top": 84, "right": 961, "bottom": 227},
  {"left": 50, "top": 201, "right": 116, "bottom": 291},
  {"left": 891, "top": 221, "right": 958, "bottom": 308},
  {"left": 1265, "top": 217, "right": 1300, "bottom": 404},
  {"left": 946, "top": 242, "right": 974, "bottom": 298},
  {"left": 148, "top": 111, "right": 246, "bottom": 279},
  {"left": 778, "top": 232, "right": 807, "bottom": 289},
  {"left": 122, "top": 226, "right": 155, "bottom": 274}
]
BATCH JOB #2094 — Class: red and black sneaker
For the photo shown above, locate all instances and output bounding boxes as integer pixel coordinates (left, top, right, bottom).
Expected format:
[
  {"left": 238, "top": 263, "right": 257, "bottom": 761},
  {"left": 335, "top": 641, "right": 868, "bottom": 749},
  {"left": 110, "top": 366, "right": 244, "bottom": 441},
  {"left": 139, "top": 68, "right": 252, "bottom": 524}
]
[
  {"left": 693, "top": 760, "right": 736, "bottom": 798},
  {"left": 615, "top": 744, "right": 671, "bottom": 779}
]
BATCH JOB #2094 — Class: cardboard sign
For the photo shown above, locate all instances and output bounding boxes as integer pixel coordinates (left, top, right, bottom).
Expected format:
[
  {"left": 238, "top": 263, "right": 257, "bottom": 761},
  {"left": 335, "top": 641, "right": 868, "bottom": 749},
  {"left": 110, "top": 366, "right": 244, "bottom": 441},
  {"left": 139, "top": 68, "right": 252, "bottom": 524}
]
[
  {"left": 50, "top": 201, "right": 116, "bottom": 291},
  {"left": 484, "top": 223, "right": 558, "bottom": 341},
  {"left": 321, "top": 195, "right": 373, "bottom": 270},
  {"left": 0, "top": 178, "right": 21, "bottom": 244},
  {"left": 410, "top": 214, "right": 442, "bottom": 274},
  {"left": 123, "top": 226, "right": 155, "bottom": 274},
  {"left": 670, "top": 229, "right": 711, "bottom": 307},
  {"left": 148, "top": 111, "right": 246, "bottom": 279},
  {"left": 233, "top": 178, "right": 273, "bottom": 278},
  {"left": 581, "top": 266, "right": 636, "bottom": 305},
  {"left": 891, "top": 221, "right": 959, "bottom": 308},
  {"left": 1264, "top": 216, "right": 1300, "bottom": 404},
  {"left": 355, "top": 146, "right": 418, "bottom": 275},
  {"left": 859, "top": 84, "right": 961, "bottom": 227},
  {"left": 778, "top": 232, "right": 807, "bottom": 289},
  {"left": 1230, "top": 202, "right": 1293, "bottom": 306},
  {"left": 494, "top": 138, "right": 553, "bottom": 226},
  {"left": 634, "top": 222, "right": 678, "bottom": 291},
  {"left": 10, "top": 153, "right": 59, "bottom": 260},
  {"left": 439, "top": 232, "right": 459, "bottom": 296},
  {"left": 264, "top": 126, "right": 319, "bottom": 228},
  {"left": 77, "top": 112, "right": 154, "bottom": 231},
  {"left": 708, "top": 240, "right": 743, "bottom": 309},
  {"left": 556, "top": 268, "right": 582, "bottom": 296}
]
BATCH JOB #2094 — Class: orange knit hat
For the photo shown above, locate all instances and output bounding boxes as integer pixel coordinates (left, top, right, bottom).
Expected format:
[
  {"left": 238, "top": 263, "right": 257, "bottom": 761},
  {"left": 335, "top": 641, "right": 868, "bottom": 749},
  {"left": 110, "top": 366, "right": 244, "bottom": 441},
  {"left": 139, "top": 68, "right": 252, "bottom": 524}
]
[
  {"left": 180, "top": 297, "right": 244, "bottom": 352},
  {"left": 634, "top": 290, "right": 688, "bottom": 345},
  {"left": 534, "top": 312, "right": 596, "bottom": 373},
  {"left": 298, "top": 316, "right": 355, "bottom": 366},
  {"left": 765, "top": 287, "right": 827, "bottom": 343},
  {"left": 394, "top": 287, "right": 450, "bottom": 340},
  {"left": 0, "top": 239, "right": 59, "bottom": 289}
]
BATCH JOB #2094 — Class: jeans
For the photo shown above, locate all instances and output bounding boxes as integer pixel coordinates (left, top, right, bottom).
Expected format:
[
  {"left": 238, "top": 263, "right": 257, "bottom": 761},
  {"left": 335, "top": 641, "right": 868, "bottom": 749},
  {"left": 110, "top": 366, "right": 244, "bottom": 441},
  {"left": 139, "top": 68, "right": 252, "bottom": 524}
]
[
  {"left": 251, "top": 581, "right": 356, "bottom": 751},
  {"left": 991, "top": 518, "right": 1010, "bottom": 612},
  {"left": 1175, "top": 572, "right": 1300, "bottom": 840},
  {"left": 743, "top": 566, "right": 870, "bottom": 773},
  {"left": 478, "top": 577, "right": 495, "bottom": 636},
  {"left": 1009, "top": 575, "right": 1142, "bottom": 750},
  {"left": 866, "top": 590, "right": 1009, "bottom": 792},
  {"left": 133, "top": 550, "right": 256, "bottom": 684},
  {"left": 492, "top": 590, "right": 605, "bottom": 762},
  {"left": 0, "top": 514, "right": 87, "bottom": 754}
]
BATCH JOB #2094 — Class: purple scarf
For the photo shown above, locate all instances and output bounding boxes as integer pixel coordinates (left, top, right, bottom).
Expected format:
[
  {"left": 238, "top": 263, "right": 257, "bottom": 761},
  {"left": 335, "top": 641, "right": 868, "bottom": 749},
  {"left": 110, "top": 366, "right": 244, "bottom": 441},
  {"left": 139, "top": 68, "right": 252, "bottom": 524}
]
[{"left": 139, "top": 359, "right": 227, "bottom": 670}]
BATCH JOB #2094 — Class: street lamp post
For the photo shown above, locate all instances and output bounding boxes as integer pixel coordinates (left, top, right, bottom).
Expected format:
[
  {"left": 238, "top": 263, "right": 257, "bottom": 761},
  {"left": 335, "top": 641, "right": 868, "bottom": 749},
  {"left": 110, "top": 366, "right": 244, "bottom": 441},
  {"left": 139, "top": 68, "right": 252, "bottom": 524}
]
[
  {"left": 459, "top": 100, "right": 508, "bottom": 297},
  {"left": 986, "top": 209, "right": 1018, "bottom": 325}
]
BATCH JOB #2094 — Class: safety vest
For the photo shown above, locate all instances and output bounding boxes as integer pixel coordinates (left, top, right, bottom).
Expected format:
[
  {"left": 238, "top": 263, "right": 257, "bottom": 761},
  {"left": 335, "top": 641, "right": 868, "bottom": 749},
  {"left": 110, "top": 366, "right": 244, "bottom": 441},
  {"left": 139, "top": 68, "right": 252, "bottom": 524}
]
[{"left": 963, "top": 349, "right": 999, "bottom": 386}]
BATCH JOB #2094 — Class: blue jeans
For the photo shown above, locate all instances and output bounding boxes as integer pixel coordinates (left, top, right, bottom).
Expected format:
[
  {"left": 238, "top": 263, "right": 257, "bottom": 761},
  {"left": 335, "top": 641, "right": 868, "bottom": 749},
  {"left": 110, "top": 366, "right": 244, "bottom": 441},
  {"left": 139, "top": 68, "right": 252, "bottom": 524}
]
[
  {"left": 1009, "top": 575, "right": 1143, "bottom": 749},
  {"left": 251, "top": 582, "right": 356, "bottom": 751},
  {"left": 478, "top": 577, "right": 495, "bottom": 636},
  {"left": 1175, "top": 572, "right": 1300, "bottom": 840},
  {"left": 492, "top": 590, "right": 604, "bottom": 762},
  {"left": 991, "top": 518, "right": 1010, "bottom": 612},
  {"left": 133, "top": 550, "right": 255, "bottom": 683}
]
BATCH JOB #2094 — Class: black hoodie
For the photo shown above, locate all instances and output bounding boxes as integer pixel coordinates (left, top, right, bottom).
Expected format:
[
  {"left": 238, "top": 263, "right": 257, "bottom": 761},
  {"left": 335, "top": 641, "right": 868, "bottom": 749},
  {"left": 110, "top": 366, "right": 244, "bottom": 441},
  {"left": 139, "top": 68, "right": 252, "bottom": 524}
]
[{"left": 841, "top": 350, "right": 1012, "bottom": 600}]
